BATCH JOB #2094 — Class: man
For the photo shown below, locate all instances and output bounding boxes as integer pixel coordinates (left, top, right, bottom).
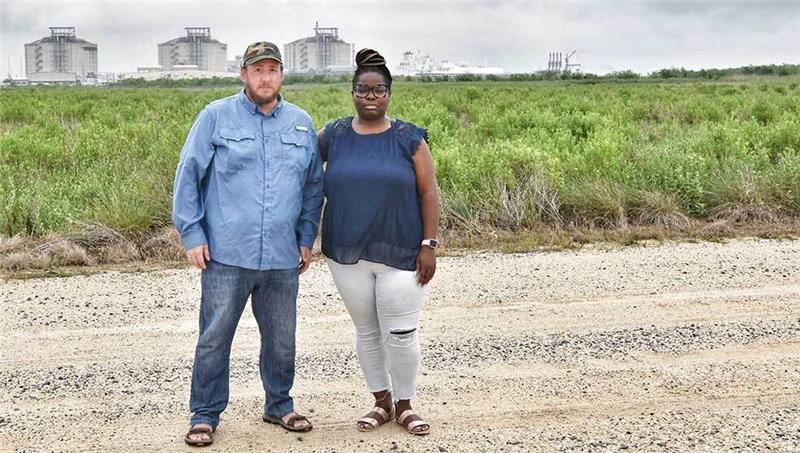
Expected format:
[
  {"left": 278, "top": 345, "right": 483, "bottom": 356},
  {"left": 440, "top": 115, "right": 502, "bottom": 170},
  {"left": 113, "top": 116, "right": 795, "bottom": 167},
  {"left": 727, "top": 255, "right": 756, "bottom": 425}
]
[{"left": 172, "top": 41, "right": 323, "bottom": 447}]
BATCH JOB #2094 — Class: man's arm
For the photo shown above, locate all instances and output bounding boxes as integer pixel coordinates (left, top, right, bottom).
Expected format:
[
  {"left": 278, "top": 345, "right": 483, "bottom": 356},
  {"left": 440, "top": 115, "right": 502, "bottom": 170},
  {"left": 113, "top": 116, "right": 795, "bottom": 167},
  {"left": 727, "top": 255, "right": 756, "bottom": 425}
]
[
  {"left": 297, "top": 123, "right": 324, "bottom": 273},
  {"left": 172, "top": 108, "right": 216, "bottom": 268}
]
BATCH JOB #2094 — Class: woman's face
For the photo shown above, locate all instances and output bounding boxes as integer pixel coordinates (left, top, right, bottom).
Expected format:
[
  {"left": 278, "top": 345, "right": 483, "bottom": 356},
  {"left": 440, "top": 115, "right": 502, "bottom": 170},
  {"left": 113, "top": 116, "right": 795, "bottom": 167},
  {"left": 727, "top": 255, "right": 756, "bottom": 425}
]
[{"left": 352, "top": 71, "right": 390, "bottom": 121}]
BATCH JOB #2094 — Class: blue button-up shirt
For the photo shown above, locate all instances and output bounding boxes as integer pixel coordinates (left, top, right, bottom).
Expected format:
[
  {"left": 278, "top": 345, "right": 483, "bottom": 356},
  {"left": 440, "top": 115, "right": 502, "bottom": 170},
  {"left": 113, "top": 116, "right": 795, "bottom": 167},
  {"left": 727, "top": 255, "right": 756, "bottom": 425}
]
[{"left": 172, "top": 89, "right": 323, "bottom": 270}]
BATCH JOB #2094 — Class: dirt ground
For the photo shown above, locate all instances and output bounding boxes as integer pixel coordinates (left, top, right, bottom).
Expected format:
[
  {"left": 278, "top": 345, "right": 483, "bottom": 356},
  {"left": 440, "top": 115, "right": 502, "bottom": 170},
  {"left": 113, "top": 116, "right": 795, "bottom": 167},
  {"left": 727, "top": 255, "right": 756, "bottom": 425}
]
[{"left": 1, "top": 238, "right": 799, "bottom": 452}]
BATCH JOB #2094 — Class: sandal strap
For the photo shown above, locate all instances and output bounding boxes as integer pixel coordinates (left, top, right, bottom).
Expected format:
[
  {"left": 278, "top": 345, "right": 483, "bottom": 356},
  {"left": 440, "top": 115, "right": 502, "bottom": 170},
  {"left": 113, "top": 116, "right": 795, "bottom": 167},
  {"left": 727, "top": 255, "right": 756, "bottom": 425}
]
[
  {"left": 406, "top": 419, "right": 429, "bottom": 431},
  {"left": 396, "top": 409, "right": 416, "bottom": 425},
  {"left": 188, "top": 425, "right": 213, "bottom": 434},
  {"left": 371, "top": 406, "right": 390, "bottom": 421},
  {"left": 286, "top": 414, "right": 308, "bottom": 426},
  {"left": 358, "top": 416, "right": 380, "bottom": 428}
]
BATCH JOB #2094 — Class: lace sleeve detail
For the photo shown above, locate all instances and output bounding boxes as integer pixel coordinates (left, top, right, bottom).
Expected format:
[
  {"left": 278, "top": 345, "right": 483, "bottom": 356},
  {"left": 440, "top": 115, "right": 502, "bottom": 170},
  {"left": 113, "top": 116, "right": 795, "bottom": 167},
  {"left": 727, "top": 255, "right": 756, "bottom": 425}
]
[{"left": 395, "top": 120, "right": 428, "bottom": 157}]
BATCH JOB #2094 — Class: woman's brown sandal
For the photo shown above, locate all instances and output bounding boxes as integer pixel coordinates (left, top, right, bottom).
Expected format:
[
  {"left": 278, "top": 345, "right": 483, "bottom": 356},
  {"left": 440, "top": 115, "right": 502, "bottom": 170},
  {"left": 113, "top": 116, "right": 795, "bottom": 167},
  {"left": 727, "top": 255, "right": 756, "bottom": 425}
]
[
  {"left": 357, "top": 391, "right": 394, "bottom": 432},
  {"left": 396, "top": 409, "right": 430, "bottom": 435},
  {"left": 357, "top": 405, "right": 395, "bottom": 432}
]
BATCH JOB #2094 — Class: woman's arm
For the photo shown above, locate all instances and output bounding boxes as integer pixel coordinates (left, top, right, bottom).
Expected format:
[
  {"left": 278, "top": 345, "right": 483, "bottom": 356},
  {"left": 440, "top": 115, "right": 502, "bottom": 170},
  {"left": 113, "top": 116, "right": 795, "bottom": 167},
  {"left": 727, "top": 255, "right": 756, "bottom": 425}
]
[{"left": 412, "top": 140, "right": 440, "bottom": 285}]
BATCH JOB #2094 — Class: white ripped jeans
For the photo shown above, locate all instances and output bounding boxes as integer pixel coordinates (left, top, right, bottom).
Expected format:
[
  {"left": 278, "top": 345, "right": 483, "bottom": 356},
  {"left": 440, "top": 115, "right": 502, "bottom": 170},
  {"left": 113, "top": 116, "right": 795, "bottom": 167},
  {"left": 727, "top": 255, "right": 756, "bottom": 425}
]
[{"left": 327, "top": 259, "right": 425, "bottom": 401}]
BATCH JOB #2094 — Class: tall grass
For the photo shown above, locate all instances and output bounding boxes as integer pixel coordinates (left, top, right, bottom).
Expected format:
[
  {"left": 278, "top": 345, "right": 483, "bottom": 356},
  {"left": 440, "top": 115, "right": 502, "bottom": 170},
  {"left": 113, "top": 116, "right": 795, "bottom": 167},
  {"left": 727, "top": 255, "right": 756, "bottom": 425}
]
[{"left": 1, "top": 80, "right": 799, "bottom": 241}]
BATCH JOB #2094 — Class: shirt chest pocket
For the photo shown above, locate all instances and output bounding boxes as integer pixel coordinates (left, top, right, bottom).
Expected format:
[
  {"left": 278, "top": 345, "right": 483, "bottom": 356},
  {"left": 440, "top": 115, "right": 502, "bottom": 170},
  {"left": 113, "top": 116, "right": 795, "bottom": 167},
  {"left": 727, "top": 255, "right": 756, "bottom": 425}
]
[
  {"left": 216, "top": 128, "right": 259, "bottom": 172},
  {"left": 280, "top": 132, "right": 310, "bottom": 176}
]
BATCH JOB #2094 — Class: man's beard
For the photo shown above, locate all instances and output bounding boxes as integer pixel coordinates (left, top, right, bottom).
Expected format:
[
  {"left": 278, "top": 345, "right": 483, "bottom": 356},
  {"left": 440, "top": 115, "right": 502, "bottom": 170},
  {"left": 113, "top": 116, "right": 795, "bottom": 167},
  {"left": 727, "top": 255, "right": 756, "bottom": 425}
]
[
  {"left": 252, "top": 92, "right": 277, "bottom": 106},
  {"left": 246, "top": 85, "right": 279, "bottom": 106}
]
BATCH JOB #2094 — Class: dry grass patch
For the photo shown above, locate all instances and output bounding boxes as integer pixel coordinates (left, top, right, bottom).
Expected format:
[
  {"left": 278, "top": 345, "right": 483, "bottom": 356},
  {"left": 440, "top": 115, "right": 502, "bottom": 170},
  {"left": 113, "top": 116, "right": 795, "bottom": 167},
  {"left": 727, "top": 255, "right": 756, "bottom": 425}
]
[
  {"left": 0, "top": 235, "right": 29, "bottom": 254},
  {"left": 0, "top": 252, "right": 49, "bottom": 271},
  {"left": 709, "top": 167, "right": 779, "bottom": 223},
  {"left": 140, "top": 227, "right": 185, "bottom": 262},
  {"left": 2, "top": 218, "right": 799, "bottom": 277},
  {"left": 630, "top": 190, "right": 690, "bottom": 229},
  {"left": 698, "top": 220, "right": 735, "bottom": 239},
  {"left": 36, "top": 237, "right": 92, "bottom": 266},
  {"left": 67, "top": 221, "right": 141, "bottom": 262},
  {"left": 562, "top": 181, "right": 629, "bottom": 229},
  {"left": 495, "top": 171, "right": 563, "bottom": 229}
]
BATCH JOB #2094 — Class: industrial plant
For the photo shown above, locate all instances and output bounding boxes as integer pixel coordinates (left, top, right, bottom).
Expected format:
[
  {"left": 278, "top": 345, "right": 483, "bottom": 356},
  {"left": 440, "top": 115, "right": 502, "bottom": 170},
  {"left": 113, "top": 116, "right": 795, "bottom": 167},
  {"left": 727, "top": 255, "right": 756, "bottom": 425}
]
[
  {"left": 158, "top": 27, "right": 227, "bottom": 72},
  {"left": 547, "top": 51, "right": 580, "bottom": 74},
  {"left": 283, "top": 23, "right": 354, "bottom": 74},
  {"left": 9, "top": 23, "right": 525, "bottom": 86},
  {"left": 24, "top": 27, "right": 98, "bottom": 84},
  {"left": 396, "top": 50, "right": 505, "bottom": 77},
  {"left": 117, "top": 27, "right": 232, "bottom": 81}
]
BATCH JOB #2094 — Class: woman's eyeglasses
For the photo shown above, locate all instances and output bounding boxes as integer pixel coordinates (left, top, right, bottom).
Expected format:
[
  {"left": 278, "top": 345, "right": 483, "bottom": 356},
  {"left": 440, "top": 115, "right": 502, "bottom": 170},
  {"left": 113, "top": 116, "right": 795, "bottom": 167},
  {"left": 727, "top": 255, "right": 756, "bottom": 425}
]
[{"left": 353, "top": 84, "right": 390, "bottom": 98}]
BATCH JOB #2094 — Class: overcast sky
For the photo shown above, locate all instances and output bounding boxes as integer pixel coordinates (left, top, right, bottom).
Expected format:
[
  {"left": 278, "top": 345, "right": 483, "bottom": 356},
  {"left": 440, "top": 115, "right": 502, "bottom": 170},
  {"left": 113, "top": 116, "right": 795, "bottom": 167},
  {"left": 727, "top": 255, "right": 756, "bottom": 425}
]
[{"left": 1, "top": 0, "right": 798, "bottom": 77}]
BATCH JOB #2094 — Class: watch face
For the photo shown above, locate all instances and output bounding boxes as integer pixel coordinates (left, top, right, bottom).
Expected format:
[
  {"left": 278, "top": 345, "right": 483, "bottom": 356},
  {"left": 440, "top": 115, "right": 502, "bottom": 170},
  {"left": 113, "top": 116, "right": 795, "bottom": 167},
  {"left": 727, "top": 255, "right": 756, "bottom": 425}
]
[{"left": 429, "top": 239, "right": 439, "bottom": 248}]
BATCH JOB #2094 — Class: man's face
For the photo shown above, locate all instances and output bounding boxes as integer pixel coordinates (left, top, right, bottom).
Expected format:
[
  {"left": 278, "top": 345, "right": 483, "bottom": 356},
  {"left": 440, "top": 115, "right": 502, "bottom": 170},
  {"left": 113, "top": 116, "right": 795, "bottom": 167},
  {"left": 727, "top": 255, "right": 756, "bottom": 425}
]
[{"left": 240, "top": 59, "right": 284, "bottom": 106}]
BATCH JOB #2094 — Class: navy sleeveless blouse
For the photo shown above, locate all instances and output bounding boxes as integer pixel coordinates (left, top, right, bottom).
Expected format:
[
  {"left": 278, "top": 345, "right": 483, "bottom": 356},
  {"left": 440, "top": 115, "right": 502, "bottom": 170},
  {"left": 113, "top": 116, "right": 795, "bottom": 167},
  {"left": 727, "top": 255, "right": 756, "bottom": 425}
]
[{"left": 320, "top": 117, "right": 428, "bottom": 271}]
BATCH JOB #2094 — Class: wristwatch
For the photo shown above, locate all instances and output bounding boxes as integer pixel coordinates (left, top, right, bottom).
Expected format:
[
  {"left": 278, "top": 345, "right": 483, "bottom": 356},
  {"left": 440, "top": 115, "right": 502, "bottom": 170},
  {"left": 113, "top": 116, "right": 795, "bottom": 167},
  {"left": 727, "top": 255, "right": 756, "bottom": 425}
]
[{"left": 421, "top": 239, "right": 439, "bottom": 249}]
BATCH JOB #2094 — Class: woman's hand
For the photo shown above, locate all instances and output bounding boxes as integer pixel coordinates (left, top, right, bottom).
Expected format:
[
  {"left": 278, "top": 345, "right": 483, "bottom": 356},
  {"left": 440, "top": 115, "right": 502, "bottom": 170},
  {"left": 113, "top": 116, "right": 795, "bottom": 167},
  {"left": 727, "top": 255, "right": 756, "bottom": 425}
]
[{"left": 416, "top": 247, "right": 436, "bottom": 285}]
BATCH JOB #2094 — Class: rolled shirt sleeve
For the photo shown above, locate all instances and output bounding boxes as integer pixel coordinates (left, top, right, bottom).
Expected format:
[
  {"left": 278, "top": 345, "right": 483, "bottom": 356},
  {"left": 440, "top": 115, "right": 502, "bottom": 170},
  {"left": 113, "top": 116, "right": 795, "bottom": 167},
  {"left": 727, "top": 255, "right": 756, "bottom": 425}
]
[{"left": 172, "top": 108, "right": 216, "bottom": 251}]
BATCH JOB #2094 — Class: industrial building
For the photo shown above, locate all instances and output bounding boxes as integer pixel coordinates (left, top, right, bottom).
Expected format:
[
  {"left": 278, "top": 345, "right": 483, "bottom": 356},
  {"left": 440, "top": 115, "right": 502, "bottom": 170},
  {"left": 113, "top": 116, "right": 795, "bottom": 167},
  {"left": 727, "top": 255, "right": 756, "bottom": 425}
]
[
  {"left": 158, "top": 27, "right": 227, "bottom": 72},
  {"left": 284, "top": 23, "right": 354, "bottom": 74},
  {"left": 396, "top": 50, "right": 505, "bottom": 77},
  {"left": 118, "top": 65, "right": 233, "bottom": 81},
  {"left": 24, "top": 27, "right": 98, "bottom": 84}
]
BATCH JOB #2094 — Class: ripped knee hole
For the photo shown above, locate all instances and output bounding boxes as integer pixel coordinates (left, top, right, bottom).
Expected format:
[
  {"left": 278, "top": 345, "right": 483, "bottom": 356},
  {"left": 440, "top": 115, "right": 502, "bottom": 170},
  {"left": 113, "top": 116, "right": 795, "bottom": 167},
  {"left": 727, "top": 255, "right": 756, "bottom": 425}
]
[{"left": 389, "top": 328, "right": 417, "bottom": 336}]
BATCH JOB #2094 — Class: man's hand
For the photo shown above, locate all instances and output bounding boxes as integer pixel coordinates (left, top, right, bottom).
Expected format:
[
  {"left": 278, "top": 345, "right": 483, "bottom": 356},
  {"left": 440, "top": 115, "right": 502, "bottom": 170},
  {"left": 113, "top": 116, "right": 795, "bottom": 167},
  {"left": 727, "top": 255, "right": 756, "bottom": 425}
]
[
  {"left": 187, "top": 244, "right": 210, "bottom": 270},
  {"left": 416, "top": 247, "right": 436, "bottom": 285},
  {"left": 299, "top": 246, "right": 313, "bottom": 274}
]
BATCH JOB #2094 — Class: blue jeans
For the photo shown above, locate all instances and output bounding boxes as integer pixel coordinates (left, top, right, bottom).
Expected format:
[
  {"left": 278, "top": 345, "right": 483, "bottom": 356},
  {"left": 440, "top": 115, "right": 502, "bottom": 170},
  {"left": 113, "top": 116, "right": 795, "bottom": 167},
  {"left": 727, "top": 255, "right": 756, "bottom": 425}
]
[{"left": 189, "top": 260, "right": 299, "bottom": 428}]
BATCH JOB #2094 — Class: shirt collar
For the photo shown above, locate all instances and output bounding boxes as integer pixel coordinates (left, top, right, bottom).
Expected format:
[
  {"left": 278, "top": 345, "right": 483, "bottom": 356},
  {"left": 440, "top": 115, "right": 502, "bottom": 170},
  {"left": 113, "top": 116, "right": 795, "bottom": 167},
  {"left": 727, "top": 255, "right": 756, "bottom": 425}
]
[{"left": 239, "top": 88, "right": 284, "bottom": 117}]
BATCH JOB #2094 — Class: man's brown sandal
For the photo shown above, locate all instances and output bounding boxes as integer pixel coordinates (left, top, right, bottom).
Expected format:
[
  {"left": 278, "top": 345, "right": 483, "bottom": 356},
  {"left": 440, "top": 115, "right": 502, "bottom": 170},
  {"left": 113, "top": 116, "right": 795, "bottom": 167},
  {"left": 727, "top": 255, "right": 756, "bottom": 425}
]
[
  {"left": 263, "top": 411, "right": 313, "bottom": 432},
  {"left": 357, "top": 405, "right": 395, "bottom": 432},
  {"left": 184, "top": 424, "right": 215, "bottom": 447},
  {"left": 396, "top": 409, "right": 430, "bottom": 435}
]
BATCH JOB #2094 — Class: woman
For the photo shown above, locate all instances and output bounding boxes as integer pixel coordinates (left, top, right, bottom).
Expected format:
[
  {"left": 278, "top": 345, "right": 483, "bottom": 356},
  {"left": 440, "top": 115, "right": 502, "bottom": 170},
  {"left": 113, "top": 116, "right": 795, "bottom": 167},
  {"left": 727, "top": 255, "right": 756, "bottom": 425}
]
[{"left": 318, "top": 49, "right": 440, "bottom": 435}]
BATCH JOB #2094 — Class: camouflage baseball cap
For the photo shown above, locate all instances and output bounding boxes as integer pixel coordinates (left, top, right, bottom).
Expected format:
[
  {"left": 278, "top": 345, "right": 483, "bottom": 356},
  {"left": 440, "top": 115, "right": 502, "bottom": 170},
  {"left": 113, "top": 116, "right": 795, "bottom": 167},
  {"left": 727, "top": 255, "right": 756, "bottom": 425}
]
[{"left": 242, "top": 41, "right": 283, "bottom": 67}]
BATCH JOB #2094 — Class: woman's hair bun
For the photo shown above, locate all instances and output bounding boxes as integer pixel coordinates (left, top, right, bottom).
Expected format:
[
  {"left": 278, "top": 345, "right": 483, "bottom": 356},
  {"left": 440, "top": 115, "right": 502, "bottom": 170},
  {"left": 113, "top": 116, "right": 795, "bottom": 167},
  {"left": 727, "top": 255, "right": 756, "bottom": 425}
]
[{"left": 355, "top": 48, "right": 387, "bottom": 68}]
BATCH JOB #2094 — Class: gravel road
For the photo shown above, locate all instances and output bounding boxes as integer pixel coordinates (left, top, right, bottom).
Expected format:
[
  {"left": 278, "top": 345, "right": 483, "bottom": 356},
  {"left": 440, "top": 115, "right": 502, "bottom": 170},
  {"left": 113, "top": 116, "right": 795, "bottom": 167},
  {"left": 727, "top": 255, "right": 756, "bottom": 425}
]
[{"left": 2, "top": 239, "right": 799, "bottom": 452}]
